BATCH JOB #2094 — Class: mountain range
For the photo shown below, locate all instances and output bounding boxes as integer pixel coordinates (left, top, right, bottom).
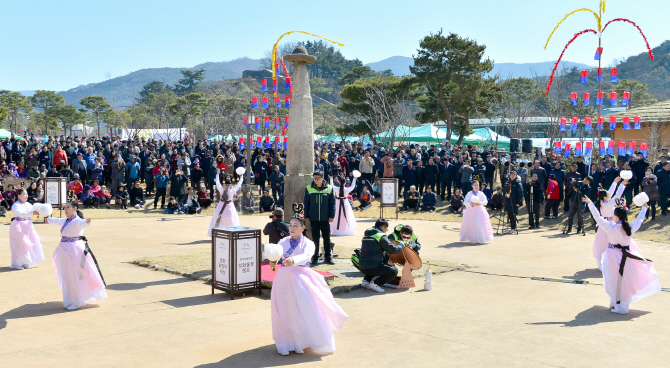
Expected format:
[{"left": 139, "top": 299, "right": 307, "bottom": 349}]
[
  {"left": 55, "top": 40, "right": 670, "bottom": 108},
  {"left": 364, "top": 56, "right": 595, "bottom": 79},
  {"left": 58, "top": 57, "right": 261, "bottom": 108}
]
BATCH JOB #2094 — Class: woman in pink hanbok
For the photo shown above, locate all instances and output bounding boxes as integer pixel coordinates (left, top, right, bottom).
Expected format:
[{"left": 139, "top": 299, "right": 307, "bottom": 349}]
[
  {"left": 47, "top": 201, "right": 107, "bottom": 310},
  {"left": 207, "top": 168, "right": 244, "bottom": 237},
  {"left": 271, "top": 216, "right": 348, "bottom": 356},
  {"left": 592, "top": 177, "right": 628, "bottom": 270},
  {"left": 585, "top": 197, "right": 660, "bottom": 314},
  {"left": 459, "top": 181, "right": 494, "bottom": 244},
  {"left": 9, "top": 189, "right": 45, "bottom": 269}
]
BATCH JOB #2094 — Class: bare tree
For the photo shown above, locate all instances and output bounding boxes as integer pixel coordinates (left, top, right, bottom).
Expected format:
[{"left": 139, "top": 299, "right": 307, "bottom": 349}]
[
  {"left": 536, "top": 67, "right": 577, "bottom": 148},
  {"left": 491, "top": 75, "right": 542, "bottom": 139},
  {"left": 358, "top": 78, "right": 417, "bottom": 150}
]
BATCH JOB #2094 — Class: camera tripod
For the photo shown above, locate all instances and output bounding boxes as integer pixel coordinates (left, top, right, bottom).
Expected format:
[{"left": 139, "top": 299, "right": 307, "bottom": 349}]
[
  {"left": 494, "top": 177, "right": 519, "bottom": 235},
  {"left": 561, "top": 189, "right": 586, "bottom": 236}
]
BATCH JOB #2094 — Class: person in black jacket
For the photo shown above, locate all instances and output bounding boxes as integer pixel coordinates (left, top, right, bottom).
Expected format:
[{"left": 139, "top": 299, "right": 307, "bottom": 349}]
[
  {"left": 359, "top": 219, "right": 404, "bottom": 293},
  {"left": 263, "top": 208, "right": 289, "bottom": 245},
  {"left": 303, "top": 170, "right": 336, "bottom": 265},
  {"left": 656, "top": 162, "right": 670, "bottom": 215},
  {"left": 565, "top": 177, "right": 591, "bottom": 233},
  {"left": 259, "top": 190, "right": 276, "bottom": 213},
  {"left": 439, "top": 158, "right": 455, "bottom": 201},
  {"left": 424, "top": 157, "right": 439, "bottom": 196},
  {"left": 504, "top": 171, "right": 523, "bottom": 231},
  {"left": 484, "top": 156, "right": 496, "bottom": 189},
  {"left": 401, "top": 159, "right": 416, "bottom": 195},
  {"left": 129, "top": 181, "right": 146, "bottom": 208},
  {"left": 253, "top": 155, "right": 269, "bottom": 193},
  {"left": 414, "top": 160, "right": 426, "bottom": 195},
  {"left": 527, "top": 173, "right": 543, "bottom": 229}
]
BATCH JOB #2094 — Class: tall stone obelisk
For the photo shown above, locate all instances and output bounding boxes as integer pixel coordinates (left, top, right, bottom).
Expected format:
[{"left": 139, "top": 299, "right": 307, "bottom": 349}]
[{"left": 284, "top": 46, "right": 317, "bottom": 219}]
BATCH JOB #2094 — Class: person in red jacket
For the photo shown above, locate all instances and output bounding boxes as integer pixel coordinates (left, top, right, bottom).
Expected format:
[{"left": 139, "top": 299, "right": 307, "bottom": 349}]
[
  {"left": 545, "top": 174, "right": 561, "bottom": 219},
  {"left": 53, "top": 144, "right": 68, "bottom": 168}
]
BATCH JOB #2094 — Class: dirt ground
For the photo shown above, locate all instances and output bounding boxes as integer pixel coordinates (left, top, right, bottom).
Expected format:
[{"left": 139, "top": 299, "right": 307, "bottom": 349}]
[{"left": 2, "top": 214, "right": 670, "bottom": 367}]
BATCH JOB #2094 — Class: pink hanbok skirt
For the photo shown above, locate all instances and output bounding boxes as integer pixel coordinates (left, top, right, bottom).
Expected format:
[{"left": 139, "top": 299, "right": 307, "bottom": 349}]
[
  {"left": 207, "top": 201, "right": 239, "bottom": 237},
  {"left": 459, "top": 206, "right": 494, "bottom": 244},
  {"left": 602, "top": 242, "right": 660, "bottom": 313},
  {"left": 271, "top": 266, "right": 348, "bottom": 354},
  {"left": 53, "top": 240, "right": 107, "bottom": 308},
  {"left": 9, "top": 219, "right": 45, "bottom": 268},
  {"left": 594, "top": 228, "right": 642, "bottom": 271}
]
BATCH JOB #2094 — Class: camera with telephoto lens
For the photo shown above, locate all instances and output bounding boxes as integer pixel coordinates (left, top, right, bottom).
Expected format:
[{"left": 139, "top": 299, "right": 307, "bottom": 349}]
[{"left": 572, "top": 179, "right": 583, "bottom": 189}]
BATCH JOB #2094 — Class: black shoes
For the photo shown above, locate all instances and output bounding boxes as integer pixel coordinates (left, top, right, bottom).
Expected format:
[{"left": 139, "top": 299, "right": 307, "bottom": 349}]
[{"left": 323, "top": 258, "right": 335, "bottom": 265}]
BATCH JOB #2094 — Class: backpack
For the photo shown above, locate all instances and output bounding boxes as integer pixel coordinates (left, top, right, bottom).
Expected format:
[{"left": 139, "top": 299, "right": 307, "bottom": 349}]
[{"left": 351, "top": 248, "right": 361, "bottom": 270}]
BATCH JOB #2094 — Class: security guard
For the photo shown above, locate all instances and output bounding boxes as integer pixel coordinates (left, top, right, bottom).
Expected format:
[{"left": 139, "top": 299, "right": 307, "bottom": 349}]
[
  {"left": 387, "top": 224, "right": 421, "bottom": 254},
  {"left": 359, "top": 219, "right": 404, "bottom": 293},
  {"left": 304, "top": 170, "right": 336, "bottom": 265}
]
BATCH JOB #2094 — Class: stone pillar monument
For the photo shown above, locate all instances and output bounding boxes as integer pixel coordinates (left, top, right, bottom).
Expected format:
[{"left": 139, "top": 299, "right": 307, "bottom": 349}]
[{"left": 284, "top": 46, "right": 317, "bottom": 219}]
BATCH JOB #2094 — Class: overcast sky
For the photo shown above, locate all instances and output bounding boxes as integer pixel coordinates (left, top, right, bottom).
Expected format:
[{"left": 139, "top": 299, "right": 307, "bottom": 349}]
[{"left": 1, "top": 0, "right": 665, "bottom": 91}]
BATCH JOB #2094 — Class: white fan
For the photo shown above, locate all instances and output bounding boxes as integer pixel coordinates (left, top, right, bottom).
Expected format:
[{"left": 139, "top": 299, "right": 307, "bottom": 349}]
[
  {"left": 264, "top": 243, "right": 284, "bottom": 271},
  {"left": 620, "top": 170, "right": 633, "bottom": 180},
  {"left": 633, "top": 192, "right": 649, "bottom": 207},
  {"left": 235, "top": 167, "right": 246, "bottom": 176},
  {"left": 33, "top": 203, "right": 53, "bottom": 217},
  {"left": 352, "top": 170, "right": 361, "bottom": 178}
]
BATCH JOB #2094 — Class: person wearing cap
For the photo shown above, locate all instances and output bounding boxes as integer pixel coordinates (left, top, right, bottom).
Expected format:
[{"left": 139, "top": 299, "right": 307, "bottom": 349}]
[
  {"left": 72, "top": 152, "right": 88, "bottom": 183},
  {"left": 259, "top": 189, "right": 276, "bottom": 213},
  {"left": 263, "top": 208, "right": 289, "bottom": 245},
  {"left": 129, "top": 181, "right": 146, "bottom": 209},
  {"left": 67, "top": 174, "right": 84, "bottom": 199},
  {"left": 116, "top": 184, "right": 130, "bottom": 209},
  {"left": 197, "top": 186, "right": 212, "bottom": 209},
  {"left": 190, "top": 161, "right": 204, "bottom": 189},
  {"left": 27, "top": 163, "right": 40, "bottom": 182},
  {"left": 125, "top": 156, "right": 141, "bottom": 188},
  {"left": 81, "top": 184, "right": 101, "bottom": 209},
  {"left": 304, "top": 170, "right": 336, "bottom": 265},
  {"left": 545, "top": 174, "right": 561, "bottom": 219}
]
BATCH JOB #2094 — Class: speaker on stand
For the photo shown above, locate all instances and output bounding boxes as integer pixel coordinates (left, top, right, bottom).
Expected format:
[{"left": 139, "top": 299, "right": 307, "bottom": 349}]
[
  {"left": 510, "top": 138, "right": 520, "bottom": 153},
  {"left": 522, "top": 139, "right": 533, "bottom": 154}
]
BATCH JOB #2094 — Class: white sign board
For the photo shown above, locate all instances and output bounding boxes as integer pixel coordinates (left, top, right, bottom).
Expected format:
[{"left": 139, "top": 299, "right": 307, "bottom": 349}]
[
  {"left": 44, "top": 178, "right": 67, "bottom": 207},
  {"left": 215, "top": 237, "right": 230, "bottom": 284},
  {"left": 381, "top": 182, "right": 397, "bottom": 205},
  {"left": 236, "top": 237, "right": 258, "bottom": 284}
]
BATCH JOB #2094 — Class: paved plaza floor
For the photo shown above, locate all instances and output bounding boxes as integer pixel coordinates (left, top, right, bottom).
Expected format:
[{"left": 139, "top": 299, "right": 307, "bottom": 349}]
[{"left": 1, "top": 214, "right": 669, "bottom": 367}]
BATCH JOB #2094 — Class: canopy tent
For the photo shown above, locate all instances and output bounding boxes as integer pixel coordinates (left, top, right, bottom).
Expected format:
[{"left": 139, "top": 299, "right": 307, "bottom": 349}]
[
  {"left": 471, "top": 128, "right": 510, "bottom": 150},
  {"left": 0, "top": 129, "right": 24, "bottom": 140},
  {"left": 318, "top": 134, "right": 371, "bottom": 142}
]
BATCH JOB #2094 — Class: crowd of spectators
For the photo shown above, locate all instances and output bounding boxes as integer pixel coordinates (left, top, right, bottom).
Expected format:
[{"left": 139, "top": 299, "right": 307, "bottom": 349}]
[{"left": 2, "top": 132, "right": 667, "bottom": 226}]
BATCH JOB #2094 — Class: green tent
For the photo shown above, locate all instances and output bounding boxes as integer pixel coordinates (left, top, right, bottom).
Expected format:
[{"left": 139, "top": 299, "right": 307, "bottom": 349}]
[{"left": 0, "top": 129, "right": 24, "bottom": 140}]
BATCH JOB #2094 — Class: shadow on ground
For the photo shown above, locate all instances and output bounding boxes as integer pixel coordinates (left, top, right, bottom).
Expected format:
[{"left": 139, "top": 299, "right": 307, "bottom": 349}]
[
  {"left": 0, "top": 302, "right": 99, "bottom": 330},
  {"left": 195, "top": 344, "right": 325, "bottom": 367},
  {"left": 0, "top": 267, "right": 17, "bottom": 273},
  {"left": 173, "top": 239, "right": 210, "bottom": 246},
  {"left": 528, "top": 305, "right": 650, "bottom": 327},
  {"left": 334, "top": 286, "right": 409, "bottom": 300},
  {"left": 439, "top": 241, "right": 486, "bottom": 249},
  {"left": 106, "top": 278, "right": 192, "bottom": 291},
  {"left": 158, "top": 293, "right": 255, "bottom": 308},
  {"left": 562, "top": 268, "right": 602, "bottom": 280}
]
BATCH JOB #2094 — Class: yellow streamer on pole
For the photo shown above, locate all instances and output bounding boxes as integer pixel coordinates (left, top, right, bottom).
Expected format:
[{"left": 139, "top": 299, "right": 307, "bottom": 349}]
[
  {"left": 544, "top": 8, "right": 602, "bottom": 50},
  {"left": 271, "top": 31, "right": 345, "bottom": 95}
]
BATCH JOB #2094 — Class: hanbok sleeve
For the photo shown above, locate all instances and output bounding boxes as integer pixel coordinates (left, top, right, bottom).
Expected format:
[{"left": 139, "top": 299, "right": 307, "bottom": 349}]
[
  {"left": 610, "top": 182, "right": 625, "bottom": 201},
  {"left": 215, "top": 174, "right": 224, "bottom": 195},
  {"left": 47, "top": 217, "right": 67, "bottom": 226},
  {"left": 291, "top": 238, "right": 315, "bottom": 266},
  {"left": 464, "top": 192, "right": 472, "bottom": 206},
  {"left": 588, "top": 202, "right": 615, "bottom": 234},
  {"left": 345, "top": 178, "right": 357, "bottom": 195},
  {"left": 478, "top": 192, "right": 488, "bottom": 206},
  {"left": 231, "top": 178, "right": 243, "bottom": 196},
  {"left": 74, "top": 218, "right": 91, "bottom": 232},
  {"left": 11, "top": 202, "right": 33, "bottom": 217},
  {"left": 630, "top": 207, "right": 647, "bottom": 234}
]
